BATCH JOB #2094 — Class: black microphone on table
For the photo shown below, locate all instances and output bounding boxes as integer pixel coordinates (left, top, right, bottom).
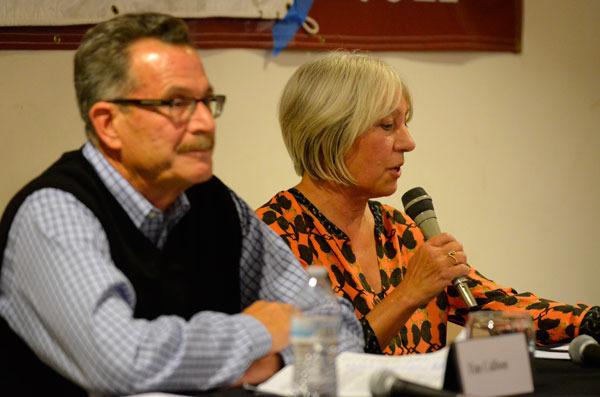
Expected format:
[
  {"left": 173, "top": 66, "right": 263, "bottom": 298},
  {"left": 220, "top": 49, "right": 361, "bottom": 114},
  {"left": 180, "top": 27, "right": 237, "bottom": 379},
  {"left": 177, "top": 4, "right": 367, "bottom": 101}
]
[
  {"left": 569, "top": 334, "right": 600, "bottom": 366},
  {"left": 401, "top": 187, "right": 478, "bottom": 309},
  {"left": 370, "top": 369, "right": 469, "bottom": 397}
]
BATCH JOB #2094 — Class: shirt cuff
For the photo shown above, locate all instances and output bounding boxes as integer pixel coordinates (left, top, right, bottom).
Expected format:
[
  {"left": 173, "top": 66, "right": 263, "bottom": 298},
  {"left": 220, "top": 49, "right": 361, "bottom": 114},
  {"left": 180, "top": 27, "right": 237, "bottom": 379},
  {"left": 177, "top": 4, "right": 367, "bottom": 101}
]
[
  {"left": 359, "top": 317, "right": 383, "bottom": 354},
  {"left": 580, "top": 305, "right": 600, "bottom": 342},
  {"left": 280, "top": 346, "right": 294, "bottom": 366}
]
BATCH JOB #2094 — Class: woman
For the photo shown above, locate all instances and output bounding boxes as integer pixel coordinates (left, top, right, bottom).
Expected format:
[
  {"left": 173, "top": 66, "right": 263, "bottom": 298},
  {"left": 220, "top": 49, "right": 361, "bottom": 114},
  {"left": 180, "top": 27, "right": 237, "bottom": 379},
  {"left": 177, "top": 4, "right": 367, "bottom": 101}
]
[{"left": 256, "top": 51, "right": 600, "bottom": 355}]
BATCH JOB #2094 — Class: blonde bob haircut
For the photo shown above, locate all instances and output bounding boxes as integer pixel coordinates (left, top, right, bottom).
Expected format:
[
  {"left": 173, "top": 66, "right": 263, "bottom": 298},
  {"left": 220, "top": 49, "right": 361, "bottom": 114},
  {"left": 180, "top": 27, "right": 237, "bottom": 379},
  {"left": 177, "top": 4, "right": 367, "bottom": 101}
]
[{"left": 279, "top": 51, "right": 411, "bottom": 186}]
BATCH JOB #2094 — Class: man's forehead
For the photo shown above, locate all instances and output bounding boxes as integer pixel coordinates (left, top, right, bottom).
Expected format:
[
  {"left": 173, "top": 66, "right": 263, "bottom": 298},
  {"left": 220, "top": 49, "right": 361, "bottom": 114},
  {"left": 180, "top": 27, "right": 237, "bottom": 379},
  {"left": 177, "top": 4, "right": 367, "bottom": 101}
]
[
  {"left": 127, "top": 39, "right": 209, "bottom": 93},
  {"left": 127, "top": 38, "right": 200, "bottom": 65}
]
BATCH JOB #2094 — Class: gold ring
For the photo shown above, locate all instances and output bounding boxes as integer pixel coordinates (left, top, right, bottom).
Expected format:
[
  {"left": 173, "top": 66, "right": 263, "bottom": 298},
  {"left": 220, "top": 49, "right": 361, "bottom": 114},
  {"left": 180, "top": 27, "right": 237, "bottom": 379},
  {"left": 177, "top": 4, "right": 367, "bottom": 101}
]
[{"left": 447, "top": 250, "right": 458, "bottom": 265}]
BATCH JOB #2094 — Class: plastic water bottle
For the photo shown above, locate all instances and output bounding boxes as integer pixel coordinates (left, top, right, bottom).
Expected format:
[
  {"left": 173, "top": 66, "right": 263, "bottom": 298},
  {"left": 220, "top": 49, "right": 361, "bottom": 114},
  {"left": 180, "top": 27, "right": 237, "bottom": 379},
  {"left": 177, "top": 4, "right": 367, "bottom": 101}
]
[{"left": 291, "top": 266, "right": 341, "bottom": 397}]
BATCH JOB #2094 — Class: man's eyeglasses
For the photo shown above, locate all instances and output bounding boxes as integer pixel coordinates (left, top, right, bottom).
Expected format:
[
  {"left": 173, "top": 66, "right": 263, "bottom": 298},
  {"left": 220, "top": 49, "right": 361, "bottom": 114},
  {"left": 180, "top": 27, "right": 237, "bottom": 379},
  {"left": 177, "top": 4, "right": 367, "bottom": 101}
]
[{"left": 107, "top": 95, "right": 226, "bottom": 123}]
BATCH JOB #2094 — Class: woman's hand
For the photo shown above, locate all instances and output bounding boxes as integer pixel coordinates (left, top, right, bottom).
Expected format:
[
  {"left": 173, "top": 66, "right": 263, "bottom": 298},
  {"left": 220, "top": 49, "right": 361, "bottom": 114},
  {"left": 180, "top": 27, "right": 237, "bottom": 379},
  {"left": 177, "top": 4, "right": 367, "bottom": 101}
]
[{"left": 401, "top": 232, "right": 470, "bottom": 308}]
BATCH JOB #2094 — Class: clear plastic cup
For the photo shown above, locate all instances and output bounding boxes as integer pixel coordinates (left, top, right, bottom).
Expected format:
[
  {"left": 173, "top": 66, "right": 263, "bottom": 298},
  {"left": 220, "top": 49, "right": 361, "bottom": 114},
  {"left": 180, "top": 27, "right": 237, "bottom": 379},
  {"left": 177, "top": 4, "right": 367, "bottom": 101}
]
[{"left": 465, "top": 311, "right": 535, "bottom": 355}]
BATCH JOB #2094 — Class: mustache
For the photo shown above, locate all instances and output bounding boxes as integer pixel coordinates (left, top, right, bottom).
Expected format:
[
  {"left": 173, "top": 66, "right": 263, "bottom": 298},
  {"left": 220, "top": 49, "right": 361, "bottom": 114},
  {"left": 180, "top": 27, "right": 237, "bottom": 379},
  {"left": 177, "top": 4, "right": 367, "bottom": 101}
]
[{"left": 177, "top": 134, "right": 214, "bottom": 153}]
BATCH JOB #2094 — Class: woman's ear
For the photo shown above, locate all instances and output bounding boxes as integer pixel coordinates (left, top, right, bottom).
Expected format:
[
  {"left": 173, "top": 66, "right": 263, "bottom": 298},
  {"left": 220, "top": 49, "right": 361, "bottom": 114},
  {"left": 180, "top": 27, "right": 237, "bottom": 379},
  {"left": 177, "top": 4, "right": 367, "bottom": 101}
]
[{"left": 89, "top": 102, "right": 122, "bottom": 150}]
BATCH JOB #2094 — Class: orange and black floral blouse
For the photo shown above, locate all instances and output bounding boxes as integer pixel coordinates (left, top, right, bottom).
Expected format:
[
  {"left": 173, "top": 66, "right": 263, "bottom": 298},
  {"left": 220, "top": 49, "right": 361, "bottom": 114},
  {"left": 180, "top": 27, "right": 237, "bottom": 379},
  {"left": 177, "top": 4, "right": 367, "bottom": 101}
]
[{"left": 257, "top": 189, "right": 599, "bottom": 355}]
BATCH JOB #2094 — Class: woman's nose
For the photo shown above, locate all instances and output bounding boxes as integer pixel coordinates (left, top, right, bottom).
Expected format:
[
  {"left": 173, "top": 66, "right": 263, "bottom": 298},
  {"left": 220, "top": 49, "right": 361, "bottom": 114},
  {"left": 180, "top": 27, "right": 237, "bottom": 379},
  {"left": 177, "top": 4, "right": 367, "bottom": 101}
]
[{"left": 395, "top": 126, "right": 416, "bottom": 152}]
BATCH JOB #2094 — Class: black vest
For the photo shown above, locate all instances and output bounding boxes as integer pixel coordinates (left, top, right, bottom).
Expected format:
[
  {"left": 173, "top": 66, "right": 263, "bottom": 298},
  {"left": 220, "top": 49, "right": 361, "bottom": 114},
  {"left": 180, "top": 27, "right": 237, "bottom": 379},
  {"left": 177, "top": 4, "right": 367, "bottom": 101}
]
[{"left": 0, "top": 149, "right": 242, "bottom": 395}]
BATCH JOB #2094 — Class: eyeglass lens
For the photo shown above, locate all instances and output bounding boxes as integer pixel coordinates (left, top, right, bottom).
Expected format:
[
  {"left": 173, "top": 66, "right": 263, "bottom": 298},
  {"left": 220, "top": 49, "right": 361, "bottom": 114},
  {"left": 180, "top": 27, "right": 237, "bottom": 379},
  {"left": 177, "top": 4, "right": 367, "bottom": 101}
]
[{"left": 173, "top": 97, "right": 224, "bottom": 122}]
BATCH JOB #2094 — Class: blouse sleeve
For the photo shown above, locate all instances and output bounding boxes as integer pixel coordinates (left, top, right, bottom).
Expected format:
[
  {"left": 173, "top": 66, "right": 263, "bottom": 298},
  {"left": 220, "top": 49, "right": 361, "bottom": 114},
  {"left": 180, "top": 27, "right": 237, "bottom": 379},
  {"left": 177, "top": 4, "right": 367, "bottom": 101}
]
[
  {"left": 359, "top": 317, "right": 383, "bottom": 354},
  {"left": 580, "top": 306, "right": 600, "bottom": 342},
  {"left": 447, "top": 266, "right": 592, "bottom": 346}
]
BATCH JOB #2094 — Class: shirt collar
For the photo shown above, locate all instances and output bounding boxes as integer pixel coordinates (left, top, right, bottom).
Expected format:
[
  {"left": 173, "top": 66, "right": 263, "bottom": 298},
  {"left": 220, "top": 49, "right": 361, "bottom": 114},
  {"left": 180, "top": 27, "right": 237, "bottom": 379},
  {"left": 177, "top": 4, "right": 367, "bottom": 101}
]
[{"left": 82, "top": 141, "right": 190, "bottom": 231}]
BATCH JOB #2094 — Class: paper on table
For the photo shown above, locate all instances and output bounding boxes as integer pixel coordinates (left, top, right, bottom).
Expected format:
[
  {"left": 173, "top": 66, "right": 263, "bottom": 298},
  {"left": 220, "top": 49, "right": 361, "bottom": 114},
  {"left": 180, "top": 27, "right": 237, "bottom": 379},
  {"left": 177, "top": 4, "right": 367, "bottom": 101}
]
[
  {"left": 257, "top": 348, "right": 449, "bottom": 397},
  {"left": 533, "top": 344, "right": 570, "bottom": 360},
  {"left": 126, "top": 393, "right": 191, "bottom": 397},
  {"left": 549, "top": 344, "right": 569, "bottom": 351}
]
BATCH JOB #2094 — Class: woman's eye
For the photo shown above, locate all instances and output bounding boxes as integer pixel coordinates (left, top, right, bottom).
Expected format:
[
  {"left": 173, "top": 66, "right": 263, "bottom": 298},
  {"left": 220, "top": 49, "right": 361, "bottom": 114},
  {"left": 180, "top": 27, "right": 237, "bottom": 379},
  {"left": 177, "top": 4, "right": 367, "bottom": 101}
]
[{"left": 380, "top": 123, "right": 394, "bottom": 131}]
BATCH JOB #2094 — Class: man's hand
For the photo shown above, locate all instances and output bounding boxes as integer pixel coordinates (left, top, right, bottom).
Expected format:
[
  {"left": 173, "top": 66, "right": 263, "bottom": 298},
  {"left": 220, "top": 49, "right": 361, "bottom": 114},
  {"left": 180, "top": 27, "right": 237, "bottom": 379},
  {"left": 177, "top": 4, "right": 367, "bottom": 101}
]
[
  {"left": 243, "top": 300, "right": 296, "bottom": 353},
  {"left": 233, "top": 353, "right": 284, "bottom": 387}
]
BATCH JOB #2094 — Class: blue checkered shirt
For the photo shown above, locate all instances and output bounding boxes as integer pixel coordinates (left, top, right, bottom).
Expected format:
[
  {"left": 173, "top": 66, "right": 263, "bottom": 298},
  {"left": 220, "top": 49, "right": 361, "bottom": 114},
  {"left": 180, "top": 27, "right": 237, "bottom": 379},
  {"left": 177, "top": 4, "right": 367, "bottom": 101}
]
[{"left": 0, "top": 142, "right": 363, "bottom": 395}]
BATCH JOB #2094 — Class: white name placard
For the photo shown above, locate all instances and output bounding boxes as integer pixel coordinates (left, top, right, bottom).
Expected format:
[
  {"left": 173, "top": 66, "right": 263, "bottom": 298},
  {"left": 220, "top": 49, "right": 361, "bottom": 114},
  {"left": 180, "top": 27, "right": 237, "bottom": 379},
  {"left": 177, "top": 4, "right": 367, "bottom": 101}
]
[{"left": 453, "top": 333, "right": 534, "bottom": 397}]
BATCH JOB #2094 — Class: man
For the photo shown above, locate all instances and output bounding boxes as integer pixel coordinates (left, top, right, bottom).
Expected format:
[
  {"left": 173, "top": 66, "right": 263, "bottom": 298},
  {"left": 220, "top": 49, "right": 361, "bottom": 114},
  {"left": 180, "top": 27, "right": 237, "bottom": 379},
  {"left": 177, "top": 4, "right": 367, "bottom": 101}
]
[{"left": 0, "top": 13, "right": 364, "bottom": 396}]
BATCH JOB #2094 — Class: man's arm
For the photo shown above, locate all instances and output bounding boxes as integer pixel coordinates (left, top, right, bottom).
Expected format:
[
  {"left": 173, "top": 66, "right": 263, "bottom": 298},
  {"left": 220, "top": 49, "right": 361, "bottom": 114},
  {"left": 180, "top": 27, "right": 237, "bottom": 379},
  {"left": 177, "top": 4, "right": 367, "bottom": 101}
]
[{"left": 0, "top": 188, "right": 274, "bottom": 394}]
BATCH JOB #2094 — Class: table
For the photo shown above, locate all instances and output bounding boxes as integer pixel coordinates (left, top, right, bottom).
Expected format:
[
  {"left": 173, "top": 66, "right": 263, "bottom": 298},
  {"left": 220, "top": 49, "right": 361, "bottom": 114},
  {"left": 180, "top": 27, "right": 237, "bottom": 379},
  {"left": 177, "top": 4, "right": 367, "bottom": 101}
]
[
  {"left": 525, "top": 358, "right": 600, "bottom": 396},
  {"left": 199, "top": 358, "right": 600, "bottom": 397}
]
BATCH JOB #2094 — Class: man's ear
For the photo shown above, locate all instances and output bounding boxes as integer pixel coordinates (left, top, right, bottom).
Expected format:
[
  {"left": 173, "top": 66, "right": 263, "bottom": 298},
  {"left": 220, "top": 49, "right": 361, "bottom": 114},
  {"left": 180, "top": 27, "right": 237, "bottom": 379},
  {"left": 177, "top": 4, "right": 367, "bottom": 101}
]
[{"left": 89, "top": 102, "right": 122, "bottom": 150}]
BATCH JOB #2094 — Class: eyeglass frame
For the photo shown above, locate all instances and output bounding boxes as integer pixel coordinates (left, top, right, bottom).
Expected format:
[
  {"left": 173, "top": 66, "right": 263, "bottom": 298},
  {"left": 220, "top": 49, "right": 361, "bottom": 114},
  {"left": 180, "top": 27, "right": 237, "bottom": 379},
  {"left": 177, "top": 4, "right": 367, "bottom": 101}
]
[{"left": 106, "top": 94, "right": 226, "bottom": 123}]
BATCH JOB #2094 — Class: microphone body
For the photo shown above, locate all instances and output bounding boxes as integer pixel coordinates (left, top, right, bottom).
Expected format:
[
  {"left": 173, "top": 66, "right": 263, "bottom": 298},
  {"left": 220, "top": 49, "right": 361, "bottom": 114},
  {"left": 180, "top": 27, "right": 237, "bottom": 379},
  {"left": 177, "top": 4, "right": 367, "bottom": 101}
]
[
  {"left": 370, "top": 369, "right": 465, "bottom": 397},
  {"left": 569, "top": 334, "right": 600, "bottom": 366},
  {"left": 401, "top": 187, "right": 477, "bottom": 309}
]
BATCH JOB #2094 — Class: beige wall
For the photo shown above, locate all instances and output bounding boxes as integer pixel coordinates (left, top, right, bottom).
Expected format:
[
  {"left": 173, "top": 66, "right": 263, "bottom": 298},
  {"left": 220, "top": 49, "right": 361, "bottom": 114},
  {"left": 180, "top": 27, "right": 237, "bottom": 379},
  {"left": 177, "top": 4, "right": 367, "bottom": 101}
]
[{"left": 1, "top": 1, "right": 599, "bottom": 307}]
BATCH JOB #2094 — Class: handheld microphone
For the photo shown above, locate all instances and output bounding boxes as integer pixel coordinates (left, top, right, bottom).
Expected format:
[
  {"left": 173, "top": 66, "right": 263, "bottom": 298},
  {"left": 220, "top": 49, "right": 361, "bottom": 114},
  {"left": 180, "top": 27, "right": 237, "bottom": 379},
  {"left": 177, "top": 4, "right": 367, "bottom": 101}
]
[
  {"left": 401, "top": 187, "right": 477, "bottom": 309},
  {"left": 370, "top": 369, "right": 465, "bottom": 397},
  {"left": 569, "top": 334, "right": 600, "bottom": 366}
]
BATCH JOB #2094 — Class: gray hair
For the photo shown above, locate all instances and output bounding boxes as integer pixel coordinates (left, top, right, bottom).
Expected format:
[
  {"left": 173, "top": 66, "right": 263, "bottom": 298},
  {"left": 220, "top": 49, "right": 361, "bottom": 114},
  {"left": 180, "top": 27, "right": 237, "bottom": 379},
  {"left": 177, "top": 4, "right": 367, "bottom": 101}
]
[
  {"left": 74, "top": 12, "right": 194, "bottom": 141},
  {"left": 278, "top": 51, "right": 410, "bottom": 185}
]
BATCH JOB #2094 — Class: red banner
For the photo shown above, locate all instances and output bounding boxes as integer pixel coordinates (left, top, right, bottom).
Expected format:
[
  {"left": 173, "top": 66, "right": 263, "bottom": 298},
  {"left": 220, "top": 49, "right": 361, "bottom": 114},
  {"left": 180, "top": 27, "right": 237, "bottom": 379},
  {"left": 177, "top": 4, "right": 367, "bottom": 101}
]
[{"left": 0, "top": 0, "right": 521, "bottom": 52}]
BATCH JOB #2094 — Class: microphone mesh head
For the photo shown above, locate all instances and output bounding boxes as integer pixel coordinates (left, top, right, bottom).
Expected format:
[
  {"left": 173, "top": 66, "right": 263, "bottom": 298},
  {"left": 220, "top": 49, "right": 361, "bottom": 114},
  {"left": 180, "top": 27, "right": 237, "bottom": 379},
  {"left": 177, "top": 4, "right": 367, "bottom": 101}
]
[
  {"left": 401, "top": 187, "right": 435, "bottom": 220},
  {"left": 568, "top": 334, "right": 596, "bottom": 364},
  {"left": 369, "top": 369, "right": 397, "bottom": 397}
]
